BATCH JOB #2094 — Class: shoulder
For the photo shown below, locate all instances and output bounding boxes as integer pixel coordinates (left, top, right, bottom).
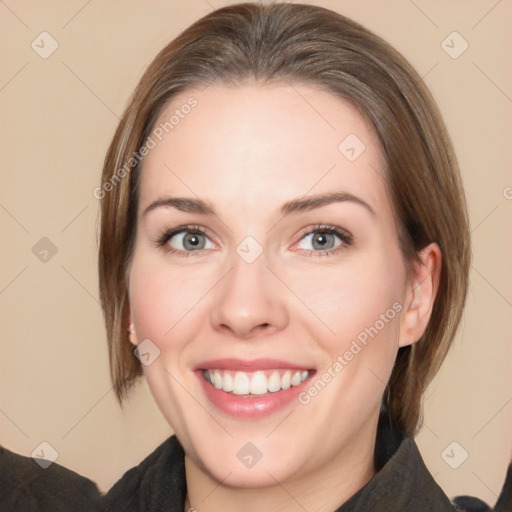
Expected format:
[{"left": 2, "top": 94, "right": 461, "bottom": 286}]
[
  {"left": 449, "top": 461, "right": 511, "bottom": 511},
  {"left": 344, "top": 432, "right": 494, "bottom": 512},
  {"left": 402, "top": 439, "right": 512, "bottom": 512},
  {"left": 101, "top": 435, "right": 186, "bottom": 511},
  {"left": 0, "top": 444, "right": 101, "bottom": 512},
  {"left": 389, "top": 437, "right": 460, "bottom": 511},
  {"left": 369, "top": 413, "right": 506, "bottom": 512},
  {"left": 491, "top": 460, "right": 512, "bottom": 512},
  {"left": 396, "top": 438, "right": 503, "bottom": 512}
]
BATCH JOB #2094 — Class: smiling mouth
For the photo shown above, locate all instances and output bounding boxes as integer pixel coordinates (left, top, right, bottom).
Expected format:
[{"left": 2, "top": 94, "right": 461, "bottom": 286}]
[{"left": 202, "top": 368, "right": 313, "bottom": 396}]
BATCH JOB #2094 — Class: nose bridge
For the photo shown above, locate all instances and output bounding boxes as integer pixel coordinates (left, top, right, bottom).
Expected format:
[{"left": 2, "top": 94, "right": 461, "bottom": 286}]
[{"left": 210, "top": 241, "right": 288, "bottom": 338}]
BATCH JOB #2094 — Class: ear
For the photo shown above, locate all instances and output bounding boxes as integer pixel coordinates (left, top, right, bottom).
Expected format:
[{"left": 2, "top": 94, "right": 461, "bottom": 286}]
[
  {"left": 398, "top": 242, "right": 442, "bottom": 348},
  {"left": 127, "top": 311, "right": 138, "bottom": 347}
]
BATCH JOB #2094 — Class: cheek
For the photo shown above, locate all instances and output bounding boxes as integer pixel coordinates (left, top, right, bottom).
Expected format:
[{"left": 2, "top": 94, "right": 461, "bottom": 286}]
[
  {"left": 292, "top": 251, "right": 404, "bottom": 358},
  {"left": 128, "top": 258, "right": 216, "bottom": 427},
  {"left": 293, "top": 261, "right": 404, "bottom": 421},
  {"left": 128, "top": 257, "right": 214, "bottom": 351}
]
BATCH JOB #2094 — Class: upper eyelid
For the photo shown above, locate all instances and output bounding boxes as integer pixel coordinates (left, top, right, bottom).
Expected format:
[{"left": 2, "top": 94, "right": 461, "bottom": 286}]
[
  {"left": 163, "top": 225, "right": 216, "bottom": 245},
  {"left": 162, "top": 224, "right": 352, "bottom": 249}
]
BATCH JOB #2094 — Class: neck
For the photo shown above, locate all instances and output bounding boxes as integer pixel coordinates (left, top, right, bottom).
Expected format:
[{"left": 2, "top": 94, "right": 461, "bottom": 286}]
[{"left": 184, "top": 415, "right": 378, "bottom": 512}]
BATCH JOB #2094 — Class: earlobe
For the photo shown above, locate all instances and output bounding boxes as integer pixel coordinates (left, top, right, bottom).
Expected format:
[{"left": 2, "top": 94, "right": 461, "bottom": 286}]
[
  {"left": 127, "top": 311, "right": 138, "bottom": 346},
  {"left": 127, "top": 323, "right": 137, "bottom": 346},
  {"left": 398, "top": 242, "right": 442, "bottom": 348}
]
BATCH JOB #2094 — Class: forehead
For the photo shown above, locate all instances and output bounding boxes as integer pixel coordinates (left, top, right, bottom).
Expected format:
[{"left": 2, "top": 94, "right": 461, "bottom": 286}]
[{"left": 138, "top": 82, "right": 388, "bottom": 217}]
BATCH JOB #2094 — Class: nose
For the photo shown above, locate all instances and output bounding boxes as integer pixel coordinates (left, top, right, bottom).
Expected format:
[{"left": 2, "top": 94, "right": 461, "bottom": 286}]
[{"left": 210, "top": 252, "right": 289, "bottom": 339}]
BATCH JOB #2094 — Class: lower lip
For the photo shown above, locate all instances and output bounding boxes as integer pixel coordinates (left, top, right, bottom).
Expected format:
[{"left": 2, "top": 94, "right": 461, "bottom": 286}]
[{"left": 196, "top": 370, "right": 314, "bottom": 419}]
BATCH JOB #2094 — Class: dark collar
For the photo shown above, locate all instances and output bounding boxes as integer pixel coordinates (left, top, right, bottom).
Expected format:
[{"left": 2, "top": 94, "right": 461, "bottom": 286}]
[
  {"left": 335, "top": 434, "right": 455, "bottom": 511},
  {"left": 334, "top": 409, "right": 455, "bottom": 510},
  {"left": 101, "top": 413, "right": 456, "bottom": 511}
]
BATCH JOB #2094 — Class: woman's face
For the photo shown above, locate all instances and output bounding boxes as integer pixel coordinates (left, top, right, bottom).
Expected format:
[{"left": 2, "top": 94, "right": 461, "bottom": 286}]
[{"left": 127, "top": 83, "right": 421, "bottom": 487}]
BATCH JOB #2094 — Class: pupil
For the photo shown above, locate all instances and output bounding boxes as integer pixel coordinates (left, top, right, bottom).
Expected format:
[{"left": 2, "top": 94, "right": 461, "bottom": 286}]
[
  {"left": 185, "top": 233, "right": 203, "bottom": 249},
  {"left": 313, "top": 232, "right": 332, "bottom": 250}
]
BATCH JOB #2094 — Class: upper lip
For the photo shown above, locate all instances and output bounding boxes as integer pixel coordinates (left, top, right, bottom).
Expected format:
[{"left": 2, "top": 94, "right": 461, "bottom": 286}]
[{"left": 194, "top": 358, "right": 314, "bottom": 371}]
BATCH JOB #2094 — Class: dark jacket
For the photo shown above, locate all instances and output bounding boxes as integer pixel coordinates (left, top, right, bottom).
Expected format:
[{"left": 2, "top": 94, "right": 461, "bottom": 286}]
[
  {"left": 99, "top": 412, "right": 511, "bottom": 512},
  {"left": 1, "top": 418, "right": 510, "bottom": 511},
  {"left": 0, "top": 444, "right": 101, "bottom": 511}
]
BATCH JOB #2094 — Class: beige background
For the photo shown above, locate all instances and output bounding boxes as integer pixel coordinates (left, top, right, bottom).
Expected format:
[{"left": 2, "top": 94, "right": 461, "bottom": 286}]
[{"left": 1, "top": 0, "right": 511, "bottom": 505}]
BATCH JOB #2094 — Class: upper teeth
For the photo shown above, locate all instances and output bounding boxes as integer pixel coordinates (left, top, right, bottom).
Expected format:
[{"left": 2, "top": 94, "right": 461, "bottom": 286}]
[{"left": 203, "top": 369, "right": 310, "bottom": 395}]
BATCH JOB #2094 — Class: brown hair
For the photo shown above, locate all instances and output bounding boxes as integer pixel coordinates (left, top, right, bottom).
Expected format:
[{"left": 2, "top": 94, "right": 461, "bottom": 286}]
[{"left": 97, "top": 2, "right": 470, "bottom": 437}]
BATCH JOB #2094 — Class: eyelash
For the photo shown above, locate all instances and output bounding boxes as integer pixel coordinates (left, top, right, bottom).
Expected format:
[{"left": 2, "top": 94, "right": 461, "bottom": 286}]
[{"left": 152, "top": 223, "right": 353, "bottom": 258}]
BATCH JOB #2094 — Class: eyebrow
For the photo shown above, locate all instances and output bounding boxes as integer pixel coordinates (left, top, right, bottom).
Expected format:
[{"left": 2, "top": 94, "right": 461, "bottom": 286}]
[{"left": 142, "top": 191, "right": 376, "bottom": 219}]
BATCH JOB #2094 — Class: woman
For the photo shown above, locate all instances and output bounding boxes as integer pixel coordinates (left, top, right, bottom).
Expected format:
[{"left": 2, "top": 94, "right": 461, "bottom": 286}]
[{"left": 96, "top": 2, "right": 509, "bottom": 511}]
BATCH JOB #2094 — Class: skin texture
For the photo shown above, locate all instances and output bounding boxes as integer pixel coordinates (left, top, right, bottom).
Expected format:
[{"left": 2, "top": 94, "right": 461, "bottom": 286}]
[{"left": 126, "top": 82, "right": 441, "bottom": 512}]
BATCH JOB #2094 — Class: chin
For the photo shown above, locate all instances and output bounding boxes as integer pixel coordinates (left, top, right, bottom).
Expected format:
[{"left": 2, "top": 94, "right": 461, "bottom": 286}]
[{"left": 200, "top": 453, "right": 303, "bottom": 489}]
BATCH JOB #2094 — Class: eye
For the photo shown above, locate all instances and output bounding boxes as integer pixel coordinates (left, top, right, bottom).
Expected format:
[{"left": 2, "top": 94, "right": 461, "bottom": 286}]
[
  {"left": 153, "top": 223, "right": 353, "bottom": 258},
  {"left": 295, "top": 224, "right": 353, "bottom": 257},
  {"left": 153, "top": 225, "right": 215, "bottom": 256}
]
